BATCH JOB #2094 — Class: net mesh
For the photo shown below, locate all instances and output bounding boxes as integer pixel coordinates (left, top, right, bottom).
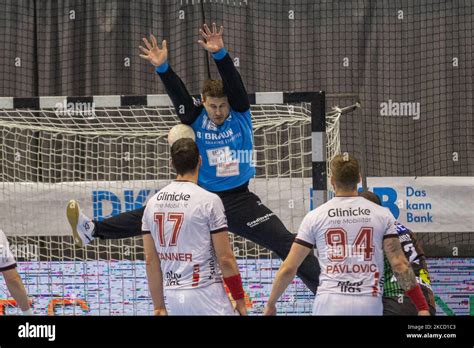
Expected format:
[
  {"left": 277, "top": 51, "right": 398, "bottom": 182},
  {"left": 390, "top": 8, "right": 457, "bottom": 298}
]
[
  {"left": 1, "top": 101, "right": 338, "bottom": 315},
  {"left": 0, "top": 0, "right": 473, "bottom": 315}
]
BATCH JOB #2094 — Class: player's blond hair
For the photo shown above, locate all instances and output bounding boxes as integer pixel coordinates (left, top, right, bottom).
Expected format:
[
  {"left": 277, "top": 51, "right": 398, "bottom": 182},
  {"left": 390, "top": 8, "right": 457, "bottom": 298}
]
[
  {"left": 330, "top": 153, "right": 360, "bottom": 191},
  {"left": 202, "top": 79, "right": 226, "bottom": 100}
]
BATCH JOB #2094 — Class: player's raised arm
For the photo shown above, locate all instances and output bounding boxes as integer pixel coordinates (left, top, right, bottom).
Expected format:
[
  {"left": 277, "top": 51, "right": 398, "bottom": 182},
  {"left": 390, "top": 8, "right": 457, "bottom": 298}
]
[
  {"left": 139, "top": 34, "right": 203, "bottom": 125},
  {"left": 211, "top": 231, "right": 247, "bottom": 316},
  {"left": 383, "top": 235, "right": 430, "bottom": 316},
  {"left": 143, "top": 233, "right": 167, "bottom": 315},
  {"left": 198, "top": 23, "right": 250, "bottom": 113},
  {"left": 264, "top": 242, "right": 312, "bottom": 315}
]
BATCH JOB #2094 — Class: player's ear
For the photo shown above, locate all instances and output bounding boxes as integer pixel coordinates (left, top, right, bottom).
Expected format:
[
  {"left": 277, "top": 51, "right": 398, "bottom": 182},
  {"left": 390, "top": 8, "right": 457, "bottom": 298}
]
[
  {"left": 330, "top": 176, "right": 336, "bottom": 191},
  {"left": 169, "top": 158, "right": 175, "bottom": 171}
]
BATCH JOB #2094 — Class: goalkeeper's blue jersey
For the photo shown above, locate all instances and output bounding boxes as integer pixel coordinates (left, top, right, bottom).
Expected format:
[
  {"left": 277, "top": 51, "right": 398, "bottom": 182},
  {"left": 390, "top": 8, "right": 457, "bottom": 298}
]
[{"left": 190, "top": 108, "right": 255, "bottom": 192}]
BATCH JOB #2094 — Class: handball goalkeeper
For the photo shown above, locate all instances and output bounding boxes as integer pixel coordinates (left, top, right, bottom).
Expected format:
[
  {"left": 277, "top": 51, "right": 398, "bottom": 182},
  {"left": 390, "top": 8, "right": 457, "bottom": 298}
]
[{"left": 67, "top": 23, "right": 320, "bottom": 294}]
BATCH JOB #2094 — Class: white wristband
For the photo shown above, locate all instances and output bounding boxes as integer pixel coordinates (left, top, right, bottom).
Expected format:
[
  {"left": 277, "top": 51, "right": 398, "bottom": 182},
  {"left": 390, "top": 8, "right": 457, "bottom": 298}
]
[{"left": 22, "top": 308, "right": 33, "bottom": 315}]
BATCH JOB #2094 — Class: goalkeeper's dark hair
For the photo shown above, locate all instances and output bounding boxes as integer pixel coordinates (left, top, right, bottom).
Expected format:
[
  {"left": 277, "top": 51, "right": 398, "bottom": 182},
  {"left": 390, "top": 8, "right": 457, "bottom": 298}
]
[
  {"left": 359, "top": 190, "right": 382, "bottom": 206},
  {"left": 330, "top": 153, "right": 360, "bottom": 191},
  {"left": 170, "top": 138, "right": 200, "bottom": 175}
]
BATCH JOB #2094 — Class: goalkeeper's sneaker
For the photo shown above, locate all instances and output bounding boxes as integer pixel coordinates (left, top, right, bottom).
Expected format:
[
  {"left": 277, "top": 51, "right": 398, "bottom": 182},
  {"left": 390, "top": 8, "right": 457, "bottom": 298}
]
[{"left": 66, "top": 200, "right": 95, "bottom": 247}]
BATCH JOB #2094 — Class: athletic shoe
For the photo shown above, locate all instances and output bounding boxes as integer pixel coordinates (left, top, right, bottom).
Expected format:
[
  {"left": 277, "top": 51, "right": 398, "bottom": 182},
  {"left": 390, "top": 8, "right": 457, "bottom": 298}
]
[{"left": 66, "top": 200, "right": 95, "bottom": 247}]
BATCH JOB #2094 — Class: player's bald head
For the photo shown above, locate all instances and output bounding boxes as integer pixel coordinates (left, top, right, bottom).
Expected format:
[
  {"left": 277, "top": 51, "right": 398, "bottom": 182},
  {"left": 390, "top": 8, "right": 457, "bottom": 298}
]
[{"left": 170, "top": 138, "right": 200, "bottom": 175}]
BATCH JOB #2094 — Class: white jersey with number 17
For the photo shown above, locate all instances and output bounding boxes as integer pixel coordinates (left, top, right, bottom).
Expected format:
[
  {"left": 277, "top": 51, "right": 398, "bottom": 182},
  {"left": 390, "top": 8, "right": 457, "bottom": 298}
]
[
  {"left": 296, "top": 196, "right": 398, "bottom": 297},
  {"left": 141, "top": 180, "right": 228, "bottom": 291}
]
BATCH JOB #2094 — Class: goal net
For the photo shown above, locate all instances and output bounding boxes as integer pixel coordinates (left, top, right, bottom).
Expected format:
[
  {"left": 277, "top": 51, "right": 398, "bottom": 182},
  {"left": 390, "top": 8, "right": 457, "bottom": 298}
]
[{"left": 0, "top": 95, "right": 344, "bottom": 315}]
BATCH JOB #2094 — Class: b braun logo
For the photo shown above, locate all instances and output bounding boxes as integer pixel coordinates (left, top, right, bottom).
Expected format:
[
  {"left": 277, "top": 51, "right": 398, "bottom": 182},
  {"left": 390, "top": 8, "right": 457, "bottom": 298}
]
[{"left": 92, "top": 189, "right": 158, "bottom": 221}]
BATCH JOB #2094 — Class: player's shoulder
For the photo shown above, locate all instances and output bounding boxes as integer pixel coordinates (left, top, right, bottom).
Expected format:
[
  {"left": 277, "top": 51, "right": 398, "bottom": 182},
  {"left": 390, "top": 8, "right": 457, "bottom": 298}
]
[
  {"left": 144, "top": 182, "right": 178, "bottom": 206},
  {"left": 148, "top": 190, "right": 160, "bottom": 201},
  {"left": 191, "top": 187, "right": 224, "bottom": 218},
  {"left": 304, "top": 199, "right": 334, "bottom": 220},
  {"left": 198, "top": 187, "right": 223, "bottom": 205},
  {"left": 144, "top": 190, "right": 160, "bottom": 207},
  {"left": 191, "top": 108, "right": 209, "bottom": 129},
  {"left": 173, "top": 181, "right": 219, "bottom": 201},
  {"left": 230, "top": 107, "right": 251, "bottom": 117},
  {"left": 358, "top": 197, "right": 393, "bottom": 217},
  {"left": 313, "top": 197, "right": 347, "bottom": 212},
  {"left": 229, "top": 108, "right": 252, "bottom": 126}
]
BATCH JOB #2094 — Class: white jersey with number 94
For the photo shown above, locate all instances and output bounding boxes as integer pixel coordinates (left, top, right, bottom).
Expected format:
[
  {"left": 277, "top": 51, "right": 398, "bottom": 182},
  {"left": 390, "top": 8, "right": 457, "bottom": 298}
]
[{"left": 295, "top": 196, "right": 398, "bottom": 297}]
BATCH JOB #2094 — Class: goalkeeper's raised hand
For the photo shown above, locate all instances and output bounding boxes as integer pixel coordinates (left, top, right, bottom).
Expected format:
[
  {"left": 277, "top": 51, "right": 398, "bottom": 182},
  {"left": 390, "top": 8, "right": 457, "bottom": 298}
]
[
  {"left": 198, "top": 23, "right": 224, "bottom": 53},
  {"left": 139, "top": 34, "right": 168, "bottom": 67}
]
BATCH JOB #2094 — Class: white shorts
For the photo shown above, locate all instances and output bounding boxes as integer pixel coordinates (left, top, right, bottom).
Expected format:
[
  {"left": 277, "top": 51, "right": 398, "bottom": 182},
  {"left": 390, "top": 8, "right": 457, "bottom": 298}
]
[
  {"left": 312, "top": 293, "right": 383, "bottom": 315},
  {"left": 165, "top": 282, "right": 237, "bottom": 315}
]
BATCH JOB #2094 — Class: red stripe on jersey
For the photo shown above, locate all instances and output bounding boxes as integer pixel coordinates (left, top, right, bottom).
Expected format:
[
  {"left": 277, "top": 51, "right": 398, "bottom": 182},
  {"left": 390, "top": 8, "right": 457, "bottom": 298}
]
[
  {"left": 372, "top": 271, "right": 380, "bottom": 296},
  {"left": 192, "top": 264, "right": 200, "bottom": 287}
]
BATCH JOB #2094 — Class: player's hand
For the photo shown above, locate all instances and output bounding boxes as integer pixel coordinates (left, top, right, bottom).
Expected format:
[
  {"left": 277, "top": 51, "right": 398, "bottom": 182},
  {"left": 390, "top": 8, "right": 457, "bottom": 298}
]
[
  {"left": 234, "top": 299, "right": 248, "bottom": 316},
  {"left": 139, "top": 34, "right": 168, "bottom": 67},
  {"left": 198, "top": 23, "right": 224, "bottom": 53},
  {"left": 263, "top": 303, "right": 276, "bottom": 316},
  {"left": 417, "top": 310, "right": 431, "bottom": 316},
  {"left": 153, "top": 308, "right": 168, "bottom": 316}
]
